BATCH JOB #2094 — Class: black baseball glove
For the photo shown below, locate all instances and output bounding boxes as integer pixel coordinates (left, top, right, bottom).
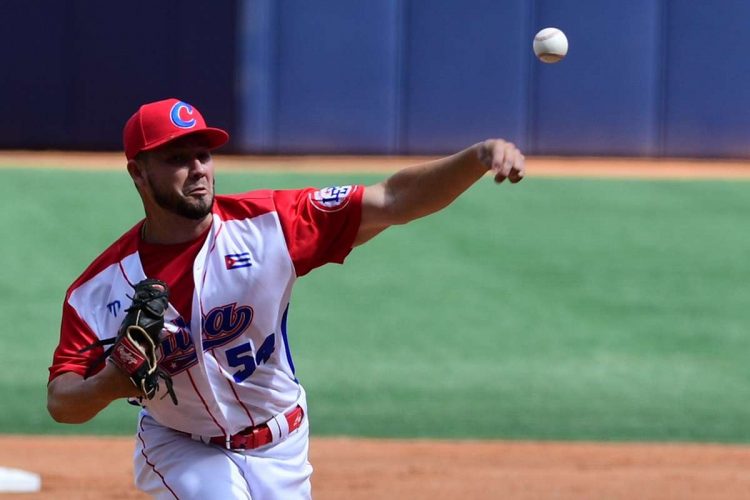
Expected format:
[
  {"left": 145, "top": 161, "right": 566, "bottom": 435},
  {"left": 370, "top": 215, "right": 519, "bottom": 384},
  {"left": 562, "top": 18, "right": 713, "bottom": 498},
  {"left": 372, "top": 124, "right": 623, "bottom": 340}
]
[{"left": 81, "top": 278, "right": 178, "bottom": 405}]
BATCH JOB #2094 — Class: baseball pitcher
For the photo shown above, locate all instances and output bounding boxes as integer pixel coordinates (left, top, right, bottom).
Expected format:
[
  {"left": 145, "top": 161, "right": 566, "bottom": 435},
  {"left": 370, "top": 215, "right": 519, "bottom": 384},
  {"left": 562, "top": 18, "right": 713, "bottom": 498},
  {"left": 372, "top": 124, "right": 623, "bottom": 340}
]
[{"left": 47, "top": 98, "right": 524, "bottom": 499}]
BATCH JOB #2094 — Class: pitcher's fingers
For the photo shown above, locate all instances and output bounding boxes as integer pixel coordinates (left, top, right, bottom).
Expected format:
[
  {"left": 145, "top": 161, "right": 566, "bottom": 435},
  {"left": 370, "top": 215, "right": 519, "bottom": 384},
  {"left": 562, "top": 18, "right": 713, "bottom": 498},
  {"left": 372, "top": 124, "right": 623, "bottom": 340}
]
[
  {"left": 508, "top": 168, "right": 524, "bottom": 183},
  {"left": 494, "top": 170, "right": 508, "bottom": 183}
]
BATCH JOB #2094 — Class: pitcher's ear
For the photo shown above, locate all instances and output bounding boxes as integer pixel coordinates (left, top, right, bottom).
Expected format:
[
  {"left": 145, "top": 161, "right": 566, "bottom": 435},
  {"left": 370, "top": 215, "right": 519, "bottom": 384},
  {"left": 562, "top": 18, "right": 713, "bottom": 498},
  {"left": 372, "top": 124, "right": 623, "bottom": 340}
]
[{"left": 127, "top": 158, "right": 146, "bottom": 187}]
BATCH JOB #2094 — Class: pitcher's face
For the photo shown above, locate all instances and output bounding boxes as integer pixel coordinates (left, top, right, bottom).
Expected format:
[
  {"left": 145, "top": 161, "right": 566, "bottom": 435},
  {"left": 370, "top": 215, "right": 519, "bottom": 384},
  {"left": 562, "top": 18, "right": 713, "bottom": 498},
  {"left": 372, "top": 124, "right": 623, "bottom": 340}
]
[{"left": 139, "top": 136, "right": 215, "bottom": 220}]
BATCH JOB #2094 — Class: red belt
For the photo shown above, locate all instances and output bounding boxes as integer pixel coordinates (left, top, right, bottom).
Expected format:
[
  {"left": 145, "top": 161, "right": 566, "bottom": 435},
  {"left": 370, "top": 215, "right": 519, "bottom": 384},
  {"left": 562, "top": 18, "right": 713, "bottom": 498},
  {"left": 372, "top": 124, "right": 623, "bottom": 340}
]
[{"left": 209, "top": 405, "right": 304, "bottom": 450}]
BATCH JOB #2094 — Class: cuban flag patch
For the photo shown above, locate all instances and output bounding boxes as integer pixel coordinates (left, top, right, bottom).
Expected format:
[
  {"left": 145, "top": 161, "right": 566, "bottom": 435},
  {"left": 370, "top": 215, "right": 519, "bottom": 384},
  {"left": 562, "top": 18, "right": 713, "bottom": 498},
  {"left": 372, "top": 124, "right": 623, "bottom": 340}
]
[
  {"left": 225, "top": 252, "right": 253, "bottom": 270},
  {"left": 309, "top": 185, "right": 356, "bottom": 212}
]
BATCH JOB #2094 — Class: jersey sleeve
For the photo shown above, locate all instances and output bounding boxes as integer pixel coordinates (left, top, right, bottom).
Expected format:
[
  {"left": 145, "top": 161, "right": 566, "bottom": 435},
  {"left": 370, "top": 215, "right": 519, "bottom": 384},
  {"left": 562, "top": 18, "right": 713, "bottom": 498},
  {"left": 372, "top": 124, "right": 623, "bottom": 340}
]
[
  {"left": 48, "top": 298, "right": 104, "bottom": 382},
  {"left": 273, "top": 185, "right": 364, "bottom": 277}
]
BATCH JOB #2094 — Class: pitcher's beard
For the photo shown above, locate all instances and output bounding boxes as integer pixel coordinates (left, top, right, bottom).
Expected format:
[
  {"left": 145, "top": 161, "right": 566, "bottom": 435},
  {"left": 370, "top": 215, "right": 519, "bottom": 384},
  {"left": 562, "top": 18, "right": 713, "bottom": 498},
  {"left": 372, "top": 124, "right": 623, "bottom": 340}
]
[{"left": 149, "top": 180, "right": 215, "bottom": 220}]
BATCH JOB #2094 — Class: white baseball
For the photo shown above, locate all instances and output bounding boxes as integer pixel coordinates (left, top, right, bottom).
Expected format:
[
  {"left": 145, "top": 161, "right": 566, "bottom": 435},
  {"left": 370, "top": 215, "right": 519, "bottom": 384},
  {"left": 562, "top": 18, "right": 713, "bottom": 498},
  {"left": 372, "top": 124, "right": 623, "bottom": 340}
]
[{"left": 533, "top": 27, "right": 568, "bottom": 63}]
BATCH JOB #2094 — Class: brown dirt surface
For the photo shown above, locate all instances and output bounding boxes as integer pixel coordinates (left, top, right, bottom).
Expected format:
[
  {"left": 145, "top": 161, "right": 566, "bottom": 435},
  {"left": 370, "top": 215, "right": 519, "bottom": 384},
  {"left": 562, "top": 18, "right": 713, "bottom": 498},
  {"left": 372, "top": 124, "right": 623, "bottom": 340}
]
[
  {"left": 2, "top": 435, "right": 750, "bottom": 499},
  {"left": 2, "top": 150, "right": 750, "bottom": 178},
  {"left": 7, "top": 151, "right": 750, "bottom": 499}
]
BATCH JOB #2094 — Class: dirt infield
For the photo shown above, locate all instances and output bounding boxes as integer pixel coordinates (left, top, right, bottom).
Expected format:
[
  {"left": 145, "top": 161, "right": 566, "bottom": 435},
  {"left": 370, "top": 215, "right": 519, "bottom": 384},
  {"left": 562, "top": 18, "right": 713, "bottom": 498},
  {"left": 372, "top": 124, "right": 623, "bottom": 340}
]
[
  {"left": 2, "top": 435, "right": 750, "bottom": 499},
  {"left": 6, "top": 151, "right": 750, "bottom": 499},
  {"left": 3, "top": 150, "right": 750, "bottom": 178}
]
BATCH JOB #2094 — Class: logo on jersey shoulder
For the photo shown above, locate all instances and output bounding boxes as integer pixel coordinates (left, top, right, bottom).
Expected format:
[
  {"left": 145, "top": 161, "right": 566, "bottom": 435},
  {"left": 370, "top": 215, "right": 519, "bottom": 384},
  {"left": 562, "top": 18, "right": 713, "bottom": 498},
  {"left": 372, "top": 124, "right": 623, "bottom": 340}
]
[
  {"left": 202, "top": 303, "right": 254, "bottom": 350},
  {"left": 309, "top": 185, "right": 356, "bottom": 212},
  {"left": 225, "top": 252, "right": 253, "bottom": 270},
  {"left": 170, "top": 101, "right": 197, "bottom": 129}
]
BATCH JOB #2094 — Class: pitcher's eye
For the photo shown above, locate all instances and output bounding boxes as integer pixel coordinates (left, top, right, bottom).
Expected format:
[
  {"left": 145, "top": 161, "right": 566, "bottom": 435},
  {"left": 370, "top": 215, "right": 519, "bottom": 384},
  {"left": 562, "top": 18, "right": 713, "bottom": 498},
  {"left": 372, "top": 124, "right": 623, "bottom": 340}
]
[{"left": 166, "top": 154, "right": 188, "bottom": 165}]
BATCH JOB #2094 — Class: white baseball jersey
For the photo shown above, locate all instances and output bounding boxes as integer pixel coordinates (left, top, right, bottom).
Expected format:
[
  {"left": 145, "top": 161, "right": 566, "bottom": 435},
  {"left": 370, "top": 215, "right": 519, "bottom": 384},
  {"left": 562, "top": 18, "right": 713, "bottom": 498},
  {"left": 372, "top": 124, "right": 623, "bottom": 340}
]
[{"left": 49, "top": 185, "right": 362, "bottom": 437}]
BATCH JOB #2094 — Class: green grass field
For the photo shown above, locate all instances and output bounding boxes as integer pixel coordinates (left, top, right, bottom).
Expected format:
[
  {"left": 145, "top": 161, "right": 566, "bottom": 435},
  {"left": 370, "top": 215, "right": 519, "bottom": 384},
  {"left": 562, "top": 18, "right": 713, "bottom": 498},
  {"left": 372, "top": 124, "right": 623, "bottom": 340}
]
[{"left": 2, "top": 167, "right": 750, "bottom": 442}]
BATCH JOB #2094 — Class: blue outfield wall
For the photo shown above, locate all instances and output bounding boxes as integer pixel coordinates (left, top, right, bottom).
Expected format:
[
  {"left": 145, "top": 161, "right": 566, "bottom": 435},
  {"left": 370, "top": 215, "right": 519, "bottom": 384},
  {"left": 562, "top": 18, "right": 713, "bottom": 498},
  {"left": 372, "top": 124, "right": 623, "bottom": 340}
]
[
  {"left": 0, "top": 0, "right": 237, "bottom": 151},
  {"left": 1, "top": 0, "right": 749, "bottom": 157},
  {"left": 530, "top": 0, "right": 663, "bottom": 156},
  {"left": 402, "top": 0, "right": 530, "bottom": 154},
  {"left": 663, "top": 0, "right": 750, "bottom": 158}
]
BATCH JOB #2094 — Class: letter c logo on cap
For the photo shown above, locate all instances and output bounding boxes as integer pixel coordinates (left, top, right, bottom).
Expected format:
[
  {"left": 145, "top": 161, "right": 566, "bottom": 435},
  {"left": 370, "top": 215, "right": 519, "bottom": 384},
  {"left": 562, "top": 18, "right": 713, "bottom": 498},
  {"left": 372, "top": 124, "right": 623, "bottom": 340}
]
[{"left": 170, "top": 101, "right": 197, "bottom": 129}]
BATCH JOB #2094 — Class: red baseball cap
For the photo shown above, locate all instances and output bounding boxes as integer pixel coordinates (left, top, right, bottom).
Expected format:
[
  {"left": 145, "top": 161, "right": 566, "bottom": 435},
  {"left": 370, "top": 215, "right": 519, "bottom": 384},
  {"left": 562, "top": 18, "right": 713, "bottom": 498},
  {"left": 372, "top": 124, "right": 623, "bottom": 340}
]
[{"left": 123, "top": 98, "right": 229, "bottom": 160}]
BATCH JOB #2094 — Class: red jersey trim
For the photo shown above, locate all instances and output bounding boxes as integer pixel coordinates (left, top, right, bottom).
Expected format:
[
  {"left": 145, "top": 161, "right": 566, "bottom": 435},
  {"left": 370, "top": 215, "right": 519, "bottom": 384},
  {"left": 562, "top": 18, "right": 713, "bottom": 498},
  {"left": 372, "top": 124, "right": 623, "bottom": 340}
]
[
  {"left": 213, "top": 191, "right": 276, "bottom": 222},
  {"left": 274, "top": 186, "right": 364, "bottom": 277},
  {"left": 214, "top": 187, "right": 364, "bottom": 276},
  {"left": 48, "top": 301, "right": 102, "bottom": 381},
  {"left": 49, "top": 224, "right": 141, "bottom": 383}
]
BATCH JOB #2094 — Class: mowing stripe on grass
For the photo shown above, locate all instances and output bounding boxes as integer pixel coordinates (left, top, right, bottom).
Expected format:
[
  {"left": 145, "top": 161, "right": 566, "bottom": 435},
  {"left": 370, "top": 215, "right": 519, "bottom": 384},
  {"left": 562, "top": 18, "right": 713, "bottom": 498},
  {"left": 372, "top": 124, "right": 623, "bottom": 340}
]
[{"left": 2, "top": 168, "right": 749, "bottom": 442}]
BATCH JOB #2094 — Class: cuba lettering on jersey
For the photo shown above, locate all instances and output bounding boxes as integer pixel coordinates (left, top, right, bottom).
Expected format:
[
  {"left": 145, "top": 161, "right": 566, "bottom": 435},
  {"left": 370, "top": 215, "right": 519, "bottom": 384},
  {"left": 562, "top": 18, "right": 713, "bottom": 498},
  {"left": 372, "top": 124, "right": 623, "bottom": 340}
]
[{"left": 49, "top": 186, "right": 363, "bottom": 436}]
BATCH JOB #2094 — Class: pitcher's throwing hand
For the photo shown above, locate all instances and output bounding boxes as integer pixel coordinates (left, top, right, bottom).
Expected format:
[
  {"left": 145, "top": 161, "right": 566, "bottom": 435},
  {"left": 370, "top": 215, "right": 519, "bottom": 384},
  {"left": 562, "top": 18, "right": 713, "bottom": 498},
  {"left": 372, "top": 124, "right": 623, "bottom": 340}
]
[{"left": 479, "top": 139, "right": 525, "bottom": 184}]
